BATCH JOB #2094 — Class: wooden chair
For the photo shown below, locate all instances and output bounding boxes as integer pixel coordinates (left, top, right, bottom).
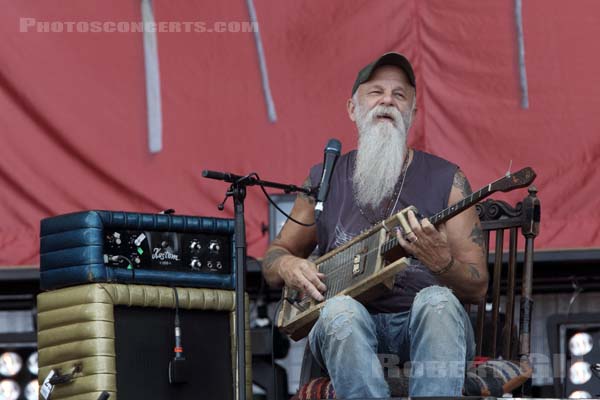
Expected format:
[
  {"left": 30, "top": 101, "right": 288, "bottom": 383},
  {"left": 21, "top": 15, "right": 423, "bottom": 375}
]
[
  {"left": 293, "top": 186, "right": 541, "bottom": 399},
  {"left": 465, "top": 185, "right": 540, "bottom": 396}
]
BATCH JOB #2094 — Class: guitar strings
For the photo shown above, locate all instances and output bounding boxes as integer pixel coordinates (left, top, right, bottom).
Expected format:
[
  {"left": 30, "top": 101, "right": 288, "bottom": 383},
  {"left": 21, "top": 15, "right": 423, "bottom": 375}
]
[
  {"left": 318, "top": 234, "right": 381, "bottom": 277},
  {"left": 296, "top": 234, "right": 385, "bottom": 305}
]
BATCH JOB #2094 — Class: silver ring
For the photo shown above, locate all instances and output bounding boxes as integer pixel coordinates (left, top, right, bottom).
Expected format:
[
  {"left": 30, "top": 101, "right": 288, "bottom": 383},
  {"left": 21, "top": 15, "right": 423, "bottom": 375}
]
[{"left": 405, "top": 234, "right": 418, "bottom": 244}]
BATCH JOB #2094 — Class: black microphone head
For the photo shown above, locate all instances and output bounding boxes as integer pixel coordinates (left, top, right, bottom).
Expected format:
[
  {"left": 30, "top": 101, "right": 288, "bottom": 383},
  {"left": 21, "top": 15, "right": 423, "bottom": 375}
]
[
  {"left": 325, "top": 138, "right": 342, "bottom": 154},
  {"left": 315, "top": 138, "right": 342, "bottom": 209}
]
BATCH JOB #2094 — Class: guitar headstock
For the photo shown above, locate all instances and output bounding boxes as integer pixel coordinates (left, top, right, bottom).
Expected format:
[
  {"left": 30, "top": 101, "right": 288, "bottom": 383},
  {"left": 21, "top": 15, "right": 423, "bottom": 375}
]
[{"left": 490, "top": 167, "right": 536, "bottom": 192}]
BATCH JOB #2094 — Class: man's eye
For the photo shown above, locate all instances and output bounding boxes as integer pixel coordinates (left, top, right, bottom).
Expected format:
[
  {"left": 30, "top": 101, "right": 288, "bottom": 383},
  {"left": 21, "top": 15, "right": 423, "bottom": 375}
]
[
  {"left": 394, "top": 93, "right": 406, "bottom": 98},
  {"left": 369, "top": 90, "right": 382, "bottom": 95}
]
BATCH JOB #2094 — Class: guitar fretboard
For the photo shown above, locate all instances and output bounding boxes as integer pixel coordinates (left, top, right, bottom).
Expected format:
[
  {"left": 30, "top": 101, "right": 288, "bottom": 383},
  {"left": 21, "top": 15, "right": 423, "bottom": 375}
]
[{"left": 380, "top": 184, "right": 493, "bottom": 256}]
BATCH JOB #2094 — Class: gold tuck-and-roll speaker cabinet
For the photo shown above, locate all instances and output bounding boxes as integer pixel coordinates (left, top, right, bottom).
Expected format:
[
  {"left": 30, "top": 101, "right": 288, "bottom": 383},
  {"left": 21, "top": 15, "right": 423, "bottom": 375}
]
[{"left": 37, "top": 283, "right": 252, "bottom": 400}]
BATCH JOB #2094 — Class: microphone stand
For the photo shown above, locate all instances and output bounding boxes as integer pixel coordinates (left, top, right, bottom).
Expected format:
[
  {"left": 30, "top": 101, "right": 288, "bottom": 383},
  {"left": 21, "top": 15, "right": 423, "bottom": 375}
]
[{"left": 202, "top": 170, "right": 312, "bottom": 400}]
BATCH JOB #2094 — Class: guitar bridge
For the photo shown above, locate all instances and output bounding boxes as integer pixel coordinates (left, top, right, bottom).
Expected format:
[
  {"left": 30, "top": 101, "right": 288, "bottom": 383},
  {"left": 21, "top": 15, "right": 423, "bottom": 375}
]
[
  {"left": 291, "top": 301, "right": 309, "bottom": 312},
  {"left": 284, "top": 289, "right": 311, "bottom": 312}
]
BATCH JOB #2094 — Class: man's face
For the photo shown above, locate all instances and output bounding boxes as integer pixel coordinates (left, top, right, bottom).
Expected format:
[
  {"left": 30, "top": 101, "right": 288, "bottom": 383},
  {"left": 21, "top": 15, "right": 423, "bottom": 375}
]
[
  {"left": 349, "top": 65, "right": 416, "bottom": 210},
  {"left": 348, "top": 65, "right": 415, "bottom": 126}
]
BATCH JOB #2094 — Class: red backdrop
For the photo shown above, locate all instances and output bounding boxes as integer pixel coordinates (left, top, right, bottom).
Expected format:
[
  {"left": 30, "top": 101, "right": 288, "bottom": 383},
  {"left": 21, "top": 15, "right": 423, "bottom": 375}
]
[{"left": 1, "top": 0, "right": 599, "bottom": 266}]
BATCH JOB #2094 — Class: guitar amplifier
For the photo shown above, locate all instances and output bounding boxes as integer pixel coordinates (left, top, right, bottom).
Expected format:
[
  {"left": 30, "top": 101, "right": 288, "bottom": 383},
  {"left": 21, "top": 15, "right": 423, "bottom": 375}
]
[
  {"left": 40, "top": 210, "right": 235, "bottom": 291},
  {"left": 37, "top": 283, "right": 252, "bottom": 400}
]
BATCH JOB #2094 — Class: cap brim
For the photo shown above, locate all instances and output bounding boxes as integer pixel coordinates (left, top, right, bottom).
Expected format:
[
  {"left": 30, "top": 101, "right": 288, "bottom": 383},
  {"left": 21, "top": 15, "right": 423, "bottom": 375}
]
[{"left": 372, "top": 53, "right": 415, "bottom": 87}]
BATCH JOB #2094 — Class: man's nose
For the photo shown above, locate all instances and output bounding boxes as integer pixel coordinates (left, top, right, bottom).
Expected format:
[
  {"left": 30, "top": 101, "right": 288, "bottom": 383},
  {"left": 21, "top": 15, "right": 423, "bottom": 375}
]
[{"left": 378, "top": 91, "right": 394, "bottom": 107}]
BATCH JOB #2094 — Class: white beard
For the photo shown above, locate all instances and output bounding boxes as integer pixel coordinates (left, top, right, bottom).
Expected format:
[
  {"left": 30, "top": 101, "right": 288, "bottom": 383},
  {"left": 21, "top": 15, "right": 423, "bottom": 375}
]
[{"left": 352, "top": 102, "right": 413, "bottom": 210}]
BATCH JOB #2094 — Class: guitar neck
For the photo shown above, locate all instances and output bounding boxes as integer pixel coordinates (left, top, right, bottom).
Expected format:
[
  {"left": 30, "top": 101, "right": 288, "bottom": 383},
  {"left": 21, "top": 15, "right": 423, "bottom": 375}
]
[
  {"left": 380, "top": 180, "right": 500, "bottom": 256},
  {"left": 430, "top": 183, "right": 495, "bottom": 225}
]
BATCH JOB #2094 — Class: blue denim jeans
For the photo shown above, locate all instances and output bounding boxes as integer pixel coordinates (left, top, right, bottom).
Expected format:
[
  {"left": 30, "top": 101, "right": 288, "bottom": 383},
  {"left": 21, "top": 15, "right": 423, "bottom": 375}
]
[{"left": 308, "top": 285, "right": 476, "bottom": 398}]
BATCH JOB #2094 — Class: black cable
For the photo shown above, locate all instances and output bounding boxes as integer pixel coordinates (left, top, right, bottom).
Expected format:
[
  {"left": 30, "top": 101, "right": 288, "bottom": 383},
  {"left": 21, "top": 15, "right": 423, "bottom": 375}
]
[
  {"left": 111, "top": 255, "right": 135, "bottom": 281},
  {"left": 242, "top": 172, "right": 317, "bottom": 227},
  {"left": 168, "top": 287, "right": 189, "bottom": 384},
  {"left": 172, "top": 287, "right": 182, "bottom": 357},
  {"left": 48, "top": 363, "right": 82, "bottom": 385}
]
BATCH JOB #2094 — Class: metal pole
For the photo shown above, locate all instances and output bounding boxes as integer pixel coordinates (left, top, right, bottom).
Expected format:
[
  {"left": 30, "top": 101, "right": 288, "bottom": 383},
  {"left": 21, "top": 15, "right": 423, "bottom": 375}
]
[
  {"left": 246, "top": 0, "right": 277, "bottom": 122},
  {"left": 515, "top": 0, "right": 529, "bottom": 109},
  {"left": 141, "top": 0, "right": 163, "bottom": 152},
  {"left": 233, "top": 186, "right": 247, "bottom": 400}
]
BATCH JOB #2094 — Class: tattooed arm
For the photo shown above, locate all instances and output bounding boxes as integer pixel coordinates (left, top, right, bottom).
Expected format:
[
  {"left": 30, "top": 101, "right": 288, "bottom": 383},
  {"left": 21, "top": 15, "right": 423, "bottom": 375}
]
[
  {"left": 262, "top": 177, "right": 327, "bottom": 301},
  {"left": 433, "top": 169, "right": 488, "bottom": 302},
  {"left": 397, "top": 169, "right": 488, "bottom": 303}
]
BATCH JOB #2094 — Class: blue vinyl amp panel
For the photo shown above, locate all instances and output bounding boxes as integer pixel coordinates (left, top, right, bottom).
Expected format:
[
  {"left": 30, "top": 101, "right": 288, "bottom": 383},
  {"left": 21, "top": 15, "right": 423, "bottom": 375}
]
[{"left": 40, "top": 210, "right": 235, "bottom": 291}]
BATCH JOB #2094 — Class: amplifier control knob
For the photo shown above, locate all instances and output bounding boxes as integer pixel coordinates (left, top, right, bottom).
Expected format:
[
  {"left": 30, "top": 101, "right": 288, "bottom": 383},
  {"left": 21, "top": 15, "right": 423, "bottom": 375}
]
[
  {"left": 190, "top": 259, "right": 202, "bottom": 270},
  {"left": 189, "top": 240, "right": 201, "bottom": 251},
  {"left": 209, "top": 241, "right": 221, "bottom": 253}
]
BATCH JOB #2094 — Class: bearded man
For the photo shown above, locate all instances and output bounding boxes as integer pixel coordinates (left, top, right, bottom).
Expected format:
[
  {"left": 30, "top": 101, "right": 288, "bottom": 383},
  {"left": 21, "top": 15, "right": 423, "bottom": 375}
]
[{"left": 262, "top": 53, "right": 488, "bottom": 398}]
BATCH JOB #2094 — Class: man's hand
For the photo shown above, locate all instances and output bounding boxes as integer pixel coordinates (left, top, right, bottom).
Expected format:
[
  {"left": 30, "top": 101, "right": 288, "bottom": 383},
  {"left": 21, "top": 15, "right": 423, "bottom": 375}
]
[
  {"left": 392, "top": 169, "right": 489, "bottom": 303},
  {"left": 277, "top": 254, "right": 327, "bottom": 302},
  {"left": 396, "top": 209, "right": 453, "bottom": 273},
  {"left": 262, "top": 176, "right": 323, "bottom": 296}
]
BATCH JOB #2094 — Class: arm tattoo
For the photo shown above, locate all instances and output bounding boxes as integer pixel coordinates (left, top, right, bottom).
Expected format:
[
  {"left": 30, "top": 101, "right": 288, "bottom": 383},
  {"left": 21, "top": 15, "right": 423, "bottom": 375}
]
[
  {"left": 470, "top": 224, "right": 487, "bottom": 255},
  {"left": 468, "top": 264, "right": 481, "bottom": 280},
  {"left": 263, "top": 248, "right": 289, "bottom": 271},
  {"left": 299, "top": 176, "right": 316, "bottom": 205},
  {"left": 453, "top": 170, "right": 473, "bottom": 198}
]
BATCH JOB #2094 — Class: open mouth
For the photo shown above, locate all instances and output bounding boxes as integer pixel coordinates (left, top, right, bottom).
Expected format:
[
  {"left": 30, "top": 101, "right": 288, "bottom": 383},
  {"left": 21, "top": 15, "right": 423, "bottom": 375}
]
[{"left": 376, "top": 114, "right": 395, "bottom": 123}]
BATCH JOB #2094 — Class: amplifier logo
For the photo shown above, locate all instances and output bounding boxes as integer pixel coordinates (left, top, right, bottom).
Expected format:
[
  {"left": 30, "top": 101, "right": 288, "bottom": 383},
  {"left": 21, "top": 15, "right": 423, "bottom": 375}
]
[{"left": 152, "top": 248, "right": 180, "bottom": 261}]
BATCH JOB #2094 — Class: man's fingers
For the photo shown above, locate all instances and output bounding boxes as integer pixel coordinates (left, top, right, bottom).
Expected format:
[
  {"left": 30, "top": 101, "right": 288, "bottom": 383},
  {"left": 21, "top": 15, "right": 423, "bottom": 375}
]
[
  {"left": 420, "top": 217, "right": 432, "bottom": 228},
  {"left": 420, "top": 217, "right": 437, "bottom": 234},
  {"left": 396, "top": 230, "right": 414, "bottom": 252},
  {"left": 407, "top": 210, "right": 422, "bottom": 234},
  {"left": 300, "top": 276, "right": 325, "bottom": 301},
  {"left": 437, "top": 222, "right": 447, "bottom": 235},
  {"left": 398, "top": 210, "right": 419, "bottom": 243},
  {"left": 308, "top": 272, "right": 327, "bottom": 293},
  {"left": 317, "top": 278, "right": 327, "bottom": 293},
  {"left": 299, "top": 262, "right": 327, "bottom": 292}
]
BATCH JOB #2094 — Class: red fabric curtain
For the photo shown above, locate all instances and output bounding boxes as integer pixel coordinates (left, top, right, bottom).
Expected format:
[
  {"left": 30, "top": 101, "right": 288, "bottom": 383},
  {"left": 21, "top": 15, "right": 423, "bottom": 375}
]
[{"left": 1, "top": 0, "right": 599, "bottom": 266}]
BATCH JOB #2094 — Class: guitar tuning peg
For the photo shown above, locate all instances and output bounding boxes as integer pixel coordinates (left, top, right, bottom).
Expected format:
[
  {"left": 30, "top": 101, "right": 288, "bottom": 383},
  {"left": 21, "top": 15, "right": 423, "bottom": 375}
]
[{"left": 505, "top": 160, "right": 513, "bottom": 177}]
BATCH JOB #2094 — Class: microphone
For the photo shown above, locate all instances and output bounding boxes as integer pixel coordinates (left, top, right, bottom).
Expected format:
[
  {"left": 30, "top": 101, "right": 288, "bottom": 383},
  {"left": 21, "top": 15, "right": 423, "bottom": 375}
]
[{"left": 314, "top": 138, "right": 341, "bottom": 220}]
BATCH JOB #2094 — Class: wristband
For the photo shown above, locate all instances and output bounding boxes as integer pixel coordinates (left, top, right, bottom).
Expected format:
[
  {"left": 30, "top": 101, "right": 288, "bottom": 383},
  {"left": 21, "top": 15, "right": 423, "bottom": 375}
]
[{"left": 431, "top": 256, "right": 454, "bottom": 276}]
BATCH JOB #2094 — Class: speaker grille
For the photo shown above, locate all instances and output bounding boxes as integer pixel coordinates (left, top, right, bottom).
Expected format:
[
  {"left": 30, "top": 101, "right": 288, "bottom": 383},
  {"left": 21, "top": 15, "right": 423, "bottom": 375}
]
[{"left": 114, "top": 306, "right": 233, "bottom": 400}]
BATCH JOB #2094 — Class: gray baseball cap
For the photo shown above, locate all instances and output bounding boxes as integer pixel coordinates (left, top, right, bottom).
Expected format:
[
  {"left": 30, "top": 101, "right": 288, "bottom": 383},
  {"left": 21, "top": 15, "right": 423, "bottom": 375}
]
[{"left": 351, "top": 52, "right": 416, "bottom": 95}]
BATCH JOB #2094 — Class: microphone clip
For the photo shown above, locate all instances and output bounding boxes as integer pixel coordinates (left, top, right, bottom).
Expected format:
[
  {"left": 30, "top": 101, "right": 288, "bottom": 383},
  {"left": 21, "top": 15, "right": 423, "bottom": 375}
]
[{"left": 310, "top": 185, "right": 320, "bottom": 199}]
